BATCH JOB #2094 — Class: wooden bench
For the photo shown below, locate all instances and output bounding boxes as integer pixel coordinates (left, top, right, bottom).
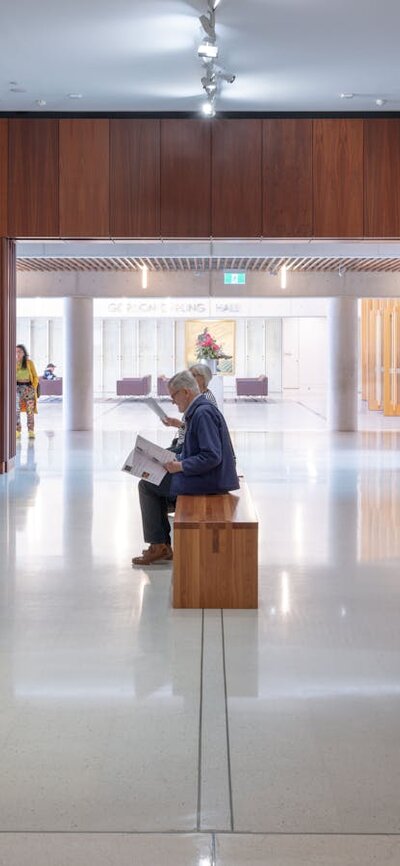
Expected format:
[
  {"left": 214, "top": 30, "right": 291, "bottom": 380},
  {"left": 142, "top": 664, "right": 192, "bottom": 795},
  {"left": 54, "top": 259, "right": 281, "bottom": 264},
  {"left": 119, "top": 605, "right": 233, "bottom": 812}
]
[{"left": 173, "top": 481, "right": 258, "bottom": 609}]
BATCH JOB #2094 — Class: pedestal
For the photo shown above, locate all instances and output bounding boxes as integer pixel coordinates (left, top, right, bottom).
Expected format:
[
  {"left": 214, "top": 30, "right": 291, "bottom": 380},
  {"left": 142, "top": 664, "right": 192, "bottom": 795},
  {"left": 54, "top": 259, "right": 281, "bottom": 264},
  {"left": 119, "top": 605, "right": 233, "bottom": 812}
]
[{"left": 208, "top": 375, "right": 224, "bottom": 413}]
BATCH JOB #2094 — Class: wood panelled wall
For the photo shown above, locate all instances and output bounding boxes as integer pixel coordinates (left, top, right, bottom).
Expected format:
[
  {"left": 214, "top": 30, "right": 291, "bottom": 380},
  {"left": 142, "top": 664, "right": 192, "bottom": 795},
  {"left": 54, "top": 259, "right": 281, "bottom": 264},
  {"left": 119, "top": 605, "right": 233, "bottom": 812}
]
[
  {"left": 161, "top": 120, "right": 210, "bottom": 237},
  {"left": 263, "top": 119, "right": 312, "bottom": 237},
  {"left": 1, "top": 117, "right": 400, "bottom": 237},
  {"left": 0, "top": 121, "right": 8, "bottom": 235},
  {"left": 313, "top": 119, "right": 364, "bottom": 237},
  {"left": 361, "top": 299, "right": 400, "bottom": 417},
  {"left": 111, "top": 120, "right": 160, "bottom": 237},
  {"left": 60, "top": 119, "right": 110, "bottom": 237},
  {"left": 212, "top": 119, "right": 262, "bottom": 237},
  {"left": 8, "top": 119, "right": 59, "bottom": 237}
]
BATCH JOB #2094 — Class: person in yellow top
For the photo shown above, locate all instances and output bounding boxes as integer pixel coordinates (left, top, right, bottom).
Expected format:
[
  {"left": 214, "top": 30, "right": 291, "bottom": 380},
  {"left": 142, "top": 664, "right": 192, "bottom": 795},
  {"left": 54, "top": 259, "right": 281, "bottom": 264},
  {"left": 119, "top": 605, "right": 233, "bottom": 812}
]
[{"left": 16, "top": 344, "right": 39, "bottom": 439}]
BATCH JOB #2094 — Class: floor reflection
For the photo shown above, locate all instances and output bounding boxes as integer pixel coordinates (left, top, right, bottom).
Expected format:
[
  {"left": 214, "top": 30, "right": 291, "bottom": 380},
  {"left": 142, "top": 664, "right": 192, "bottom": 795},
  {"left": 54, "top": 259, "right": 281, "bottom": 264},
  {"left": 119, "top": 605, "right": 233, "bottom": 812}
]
[
  {"left": 12, "top": 441, "right": 40, "bottom": 530},
  {"left": 0, "top": 404, "right": 400, "bottom": 835}
]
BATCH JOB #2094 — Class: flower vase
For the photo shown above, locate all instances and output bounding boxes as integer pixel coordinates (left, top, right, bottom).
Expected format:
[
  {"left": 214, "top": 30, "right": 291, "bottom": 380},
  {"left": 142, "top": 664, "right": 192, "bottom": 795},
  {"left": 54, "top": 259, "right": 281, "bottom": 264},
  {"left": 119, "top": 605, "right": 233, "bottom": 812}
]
[{"left": 199, "top": 358, "right": 218, "bottom": 375}]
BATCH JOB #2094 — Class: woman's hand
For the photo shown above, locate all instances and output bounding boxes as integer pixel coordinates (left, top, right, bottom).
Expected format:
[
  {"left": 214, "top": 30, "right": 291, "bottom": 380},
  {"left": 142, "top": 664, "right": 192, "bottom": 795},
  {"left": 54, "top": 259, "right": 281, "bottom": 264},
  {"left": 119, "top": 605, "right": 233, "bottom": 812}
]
[
  {"left": 164, "top": 460, "right": 183, "bottom": 474},
  {"left": 162, "top": 417, "right": 183, "bottom": 429}
]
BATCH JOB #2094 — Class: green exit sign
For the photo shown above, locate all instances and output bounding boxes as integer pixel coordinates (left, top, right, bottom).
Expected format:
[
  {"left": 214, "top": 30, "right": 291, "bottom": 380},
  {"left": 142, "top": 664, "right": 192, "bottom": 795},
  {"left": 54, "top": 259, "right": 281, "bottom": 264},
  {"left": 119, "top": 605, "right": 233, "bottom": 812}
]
[{"left": 224, "top": 271, "right": 246, "bottom": 285}]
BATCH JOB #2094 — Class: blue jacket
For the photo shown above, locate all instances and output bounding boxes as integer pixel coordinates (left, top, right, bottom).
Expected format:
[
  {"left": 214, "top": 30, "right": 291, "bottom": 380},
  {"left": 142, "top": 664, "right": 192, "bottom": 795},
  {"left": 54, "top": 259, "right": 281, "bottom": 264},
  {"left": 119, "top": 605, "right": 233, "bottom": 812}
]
[{"left": 170, "top": 395, "right": 239, "bottom": 496}]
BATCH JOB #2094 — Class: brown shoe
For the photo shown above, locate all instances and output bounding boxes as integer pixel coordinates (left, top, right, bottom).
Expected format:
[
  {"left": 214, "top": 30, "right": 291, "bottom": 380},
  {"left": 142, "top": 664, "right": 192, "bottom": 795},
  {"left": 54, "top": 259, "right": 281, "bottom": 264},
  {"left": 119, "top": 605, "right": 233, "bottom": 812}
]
[{"left": 132, "top": 544, "right": 173, "bottom": 566}]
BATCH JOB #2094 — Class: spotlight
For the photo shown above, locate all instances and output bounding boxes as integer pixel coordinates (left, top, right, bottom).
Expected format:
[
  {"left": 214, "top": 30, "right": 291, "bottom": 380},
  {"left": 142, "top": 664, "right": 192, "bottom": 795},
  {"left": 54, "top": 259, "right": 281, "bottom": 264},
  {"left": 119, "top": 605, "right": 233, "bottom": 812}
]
[
  {"left": 202, "top": 100, "right": 216, "bottom": 117},
  {"left": 199, "top": 13, "right": 215, "bottom": 39},
  {"left": 197, "top": 0, "right": 235, "bottom": 118},
  {"left": 217, "top": 70, "right": 236, "bottom": 84},
  {"left": 198, "top": 41, "right": 219, "bottom": 59},
  {"left": 201, "top": 73, "right": 217, "bottom": 95}
]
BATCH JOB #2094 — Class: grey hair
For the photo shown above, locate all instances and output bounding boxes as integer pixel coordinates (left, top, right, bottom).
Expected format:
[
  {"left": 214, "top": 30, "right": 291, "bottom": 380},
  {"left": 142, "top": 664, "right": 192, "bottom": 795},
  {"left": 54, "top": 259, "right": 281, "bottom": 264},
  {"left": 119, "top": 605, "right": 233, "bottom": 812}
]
[
  {"left": 168, "top": 370, "right": 200, "bottom": 394},
  {"left": 189, "top": 363, "right": 212, "bottom": 386}
]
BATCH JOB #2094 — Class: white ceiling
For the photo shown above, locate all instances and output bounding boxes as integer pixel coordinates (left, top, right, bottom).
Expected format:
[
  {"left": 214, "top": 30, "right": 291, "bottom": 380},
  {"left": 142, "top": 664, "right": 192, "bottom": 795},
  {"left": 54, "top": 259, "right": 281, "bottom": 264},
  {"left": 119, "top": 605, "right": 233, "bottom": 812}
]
[{"left": 1, "top": 0, "right": 400, "bottom": 113}]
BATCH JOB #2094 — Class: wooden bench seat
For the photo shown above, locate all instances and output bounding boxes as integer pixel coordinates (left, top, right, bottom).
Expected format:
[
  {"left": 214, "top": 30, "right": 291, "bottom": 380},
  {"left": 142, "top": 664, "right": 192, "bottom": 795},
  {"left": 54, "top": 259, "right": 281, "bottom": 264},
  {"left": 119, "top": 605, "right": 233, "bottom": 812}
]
[{"left": 173, "top": 481, "right": 258, "bottom": 609}]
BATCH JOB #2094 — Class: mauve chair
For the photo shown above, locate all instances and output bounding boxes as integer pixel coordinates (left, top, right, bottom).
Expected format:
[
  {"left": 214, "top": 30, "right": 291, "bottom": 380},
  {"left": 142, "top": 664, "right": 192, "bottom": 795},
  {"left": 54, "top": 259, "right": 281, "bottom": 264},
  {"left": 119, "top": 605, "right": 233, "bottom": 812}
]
[
  {"left": 236, "top": 376, "right": 268, "bottom": 399},
  {"left": 116, "top": 375, "right": 152, "bottom": 397},
  {"left": 157, "top": 375, "right": 170, "bottom": 396},
  {"left": 39, "top": 376, "right": 63, "bottom": 396}
]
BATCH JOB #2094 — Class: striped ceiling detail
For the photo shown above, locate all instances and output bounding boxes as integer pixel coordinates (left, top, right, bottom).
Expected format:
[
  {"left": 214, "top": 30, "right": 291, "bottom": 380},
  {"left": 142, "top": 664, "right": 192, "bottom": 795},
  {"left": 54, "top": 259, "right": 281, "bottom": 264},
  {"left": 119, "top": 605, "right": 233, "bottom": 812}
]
[{"left": 16, "top": 256, "right": 400, "bottom": 273}]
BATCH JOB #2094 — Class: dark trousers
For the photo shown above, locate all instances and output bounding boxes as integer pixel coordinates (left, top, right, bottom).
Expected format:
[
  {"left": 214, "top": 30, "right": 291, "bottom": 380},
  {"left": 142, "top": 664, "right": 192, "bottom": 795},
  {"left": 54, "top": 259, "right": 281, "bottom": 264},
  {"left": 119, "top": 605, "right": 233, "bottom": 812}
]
[{"left": 138, "top": 475, "right": 176, "bottom": 545}]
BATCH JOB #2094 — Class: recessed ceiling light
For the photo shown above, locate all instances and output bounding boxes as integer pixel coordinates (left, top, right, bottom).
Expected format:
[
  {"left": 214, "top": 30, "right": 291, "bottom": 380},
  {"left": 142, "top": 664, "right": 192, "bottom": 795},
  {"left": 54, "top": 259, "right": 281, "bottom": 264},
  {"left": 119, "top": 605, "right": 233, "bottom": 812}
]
[
  {"left": 376, "top": 98, "right": 386, "bottom": 106},
  {"left": 36, "top": 99, "right": 46, "bottom": 106},
  {"left": 68, "top": 93, "right": 83, "bottom": 99},
  {"left": 340, "top": 92, "right": 354, "bottom": 99}
]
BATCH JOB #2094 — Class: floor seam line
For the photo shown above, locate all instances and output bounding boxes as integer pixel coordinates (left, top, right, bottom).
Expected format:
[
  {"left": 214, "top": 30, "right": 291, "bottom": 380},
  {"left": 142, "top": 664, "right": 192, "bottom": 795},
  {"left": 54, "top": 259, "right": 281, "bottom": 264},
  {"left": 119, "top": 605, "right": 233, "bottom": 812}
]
[
  {"left": 1, "top": 830, "right": 400, "bottom": 837},
  {"left": 293, "top": 399, "right": 326, "bottom": 420},
  {"left": 221, "top": 609, "right": 234, "bottom": 832},
  {"left": 211, "top": 831, "right": 217, "bottom": 864},
  {"left": 196, "top": 609, "right": 205, "bottom": 832}
]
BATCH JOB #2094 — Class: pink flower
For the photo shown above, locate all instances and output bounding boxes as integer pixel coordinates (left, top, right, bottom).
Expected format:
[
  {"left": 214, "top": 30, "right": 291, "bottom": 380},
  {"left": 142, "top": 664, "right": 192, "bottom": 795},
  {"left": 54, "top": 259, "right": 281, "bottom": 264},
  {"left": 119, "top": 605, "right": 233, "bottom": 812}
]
[{"left": 195, "top": 328, "right": 228, "bottom": 361}]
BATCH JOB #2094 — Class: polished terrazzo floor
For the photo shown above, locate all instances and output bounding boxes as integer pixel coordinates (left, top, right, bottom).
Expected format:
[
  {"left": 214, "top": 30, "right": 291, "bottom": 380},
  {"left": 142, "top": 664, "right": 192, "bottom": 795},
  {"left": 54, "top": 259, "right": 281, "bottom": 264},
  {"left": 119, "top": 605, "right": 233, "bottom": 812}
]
[{"left": 0, "top": 395, "right": 400, "bottom": 865}]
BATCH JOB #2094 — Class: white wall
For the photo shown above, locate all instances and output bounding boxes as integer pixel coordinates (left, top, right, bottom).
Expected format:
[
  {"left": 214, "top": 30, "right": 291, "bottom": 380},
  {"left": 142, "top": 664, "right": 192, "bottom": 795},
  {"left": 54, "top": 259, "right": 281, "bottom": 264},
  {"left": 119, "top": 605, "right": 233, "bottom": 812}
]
[
  {"left": 17, "top": 298, "right": 329, "bottom": 396},
  {"left": 17, "top": 317, "right": 63, "bottom": 379},
  {"left": 298, "top": 317, "right": 327, "bottom": 389}
]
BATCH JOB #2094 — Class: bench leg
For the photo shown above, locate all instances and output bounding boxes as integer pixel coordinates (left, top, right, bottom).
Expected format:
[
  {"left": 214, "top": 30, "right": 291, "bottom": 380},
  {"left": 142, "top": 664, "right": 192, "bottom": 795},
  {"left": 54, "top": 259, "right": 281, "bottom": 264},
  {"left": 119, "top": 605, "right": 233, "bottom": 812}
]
[{"left": 173, "top": 525, "right": 258, "bottom": 609}]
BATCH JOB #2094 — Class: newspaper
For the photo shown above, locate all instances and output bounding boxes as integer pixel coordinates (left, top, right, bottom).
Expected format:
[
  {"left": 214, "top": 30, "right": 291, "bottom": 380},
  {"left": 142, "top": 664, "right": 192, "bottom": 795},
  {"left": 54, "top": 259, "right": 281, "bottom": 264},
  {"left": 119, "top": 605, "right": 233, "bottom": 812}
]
[
  {"left": 145, "top": 397, "right": 169, "bottom": 422},
  {"left": 122, "top": 435, "right": 175, "bottom": 485}
]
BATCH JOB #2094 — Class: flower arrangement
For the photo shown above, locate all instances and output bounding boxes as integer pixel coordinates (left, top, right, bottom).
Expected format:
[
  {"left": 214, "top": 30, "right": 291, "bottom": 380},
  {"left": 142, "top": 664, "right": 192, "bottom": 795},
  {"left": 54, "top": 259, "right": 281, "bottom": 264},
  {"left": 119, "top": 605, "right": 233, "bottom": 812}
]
[{"left": 195, "top": 327, "right": 232, "bottom": 361}]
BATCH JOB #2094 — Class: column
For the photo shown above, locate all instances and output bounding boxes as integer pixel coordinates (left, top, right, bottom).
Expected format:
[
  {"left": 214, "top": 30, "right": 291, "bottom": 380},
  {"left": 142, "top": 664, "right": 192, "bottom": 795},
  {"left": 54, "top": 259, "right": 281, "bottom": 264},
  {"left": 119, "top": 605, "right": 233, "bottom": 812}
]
[
  {"left": 327, "top": 297, "right": 358, "bottom": 432},
  {"left": 63, "top": 297, "right": 93, "bottom": 431},
  {"left": 0, "top": 239, "right": 16, "bottom": 474}
]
